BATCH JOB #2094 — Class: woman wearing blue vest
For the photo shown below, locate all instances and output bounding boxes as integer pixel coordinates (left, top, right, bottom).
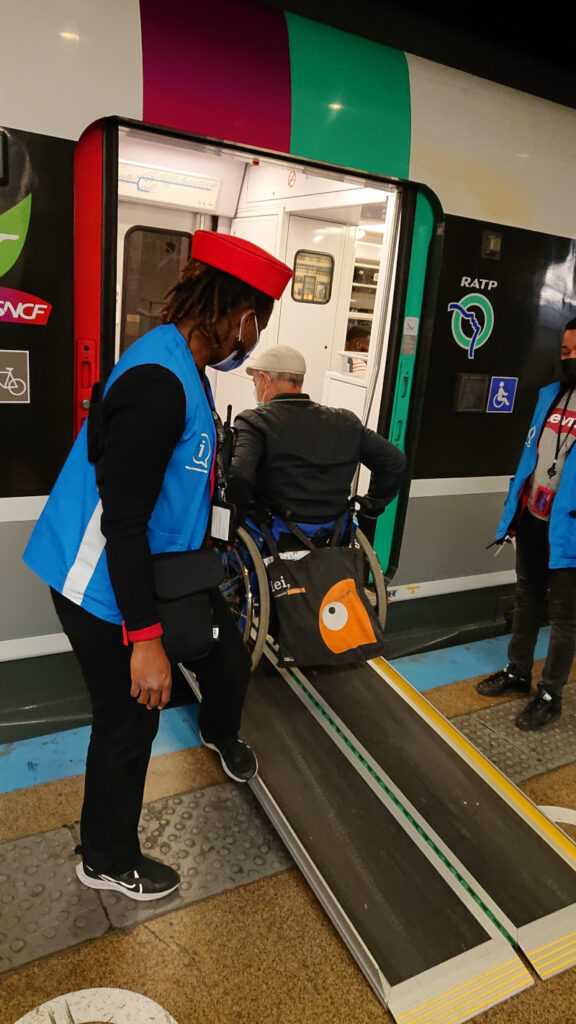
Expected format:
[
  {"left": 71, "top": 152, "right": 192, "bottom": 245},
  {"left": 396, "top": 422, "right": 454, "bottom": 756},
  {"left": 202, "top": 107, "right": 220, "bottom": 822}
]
[
  {"left": 24, "top": 232, "right": 292, "bottom": 900},
  {"left": 477, "top": 318, "right": 576, "bottom": 732}
]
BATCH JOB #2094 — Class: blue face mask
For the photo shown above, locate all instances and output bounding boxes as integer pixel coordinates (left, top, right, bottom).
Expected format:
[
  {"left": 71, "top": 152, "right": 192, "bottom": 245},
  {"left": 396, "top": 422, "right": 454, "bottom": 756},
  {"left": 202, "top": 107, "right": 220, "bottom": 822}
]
[{"left": 212, "top": 312, "right": 260, "bottom": 372}]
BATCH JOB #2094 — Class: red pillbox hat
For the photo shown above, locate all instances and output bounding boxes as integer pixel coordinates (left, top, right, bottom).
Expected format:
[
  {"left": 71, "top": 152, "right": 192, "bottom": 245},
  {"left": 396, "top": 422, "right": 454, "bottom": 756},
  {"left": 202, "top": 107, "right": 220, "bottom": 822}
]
[{"left": 191, "top": 230, "right": 293, "bottom": 300}]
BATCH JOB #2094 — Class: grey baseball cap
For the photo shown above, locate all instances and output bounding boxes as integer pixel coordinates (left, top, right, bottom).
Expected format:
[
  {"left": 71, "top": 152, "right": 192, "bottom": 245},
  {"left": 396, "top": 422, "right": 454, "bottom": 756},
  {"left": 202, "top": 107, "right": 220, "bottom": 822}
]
[{"left": 245, "top": 345, "right": 306, "bottom": 376}]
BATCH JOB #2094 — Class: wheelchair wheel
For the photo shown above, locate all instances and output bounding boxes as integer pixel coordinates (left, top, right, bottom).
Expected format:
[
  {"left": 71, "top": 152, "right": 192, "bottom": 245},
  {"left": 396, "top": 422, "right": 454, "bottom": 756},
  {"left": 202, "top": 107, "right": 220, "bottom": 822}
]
[
  {"left": 354, "top": 528, "right": 388, "bottom": 630},
  {"left": 220, "top": 525, "right": 270, "bottom": 671}
]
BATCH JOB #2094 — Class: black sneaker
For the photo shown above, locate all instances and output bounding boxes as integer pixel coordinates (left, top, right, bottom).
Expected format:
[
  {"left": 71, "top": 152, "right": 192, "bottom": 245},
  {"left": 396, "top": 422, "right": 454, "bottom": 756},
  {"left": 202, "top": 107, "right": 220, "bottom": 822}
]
[
  {"left": 476, "top": 664, "right": 531, "bottom": 697},
  {"left": 515, "top": 689, "right": 562, "bottom": 731},
  {"left": 199, "top": 730, "right": 258, "bottom": 782},
  {"left": 76, "top": 854, "right": 180, "bottom": 901}
]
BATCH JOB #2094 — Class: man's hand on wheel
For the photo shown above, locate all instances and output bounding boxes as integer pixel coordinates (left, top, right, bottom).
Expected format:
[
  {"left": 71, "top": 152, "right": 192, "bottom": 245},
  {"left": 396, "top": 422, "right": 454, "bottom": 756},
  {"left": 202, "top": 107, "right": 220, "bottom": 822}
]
[{"left": 357, "top": 495, "right": 387, "bottom": 519}]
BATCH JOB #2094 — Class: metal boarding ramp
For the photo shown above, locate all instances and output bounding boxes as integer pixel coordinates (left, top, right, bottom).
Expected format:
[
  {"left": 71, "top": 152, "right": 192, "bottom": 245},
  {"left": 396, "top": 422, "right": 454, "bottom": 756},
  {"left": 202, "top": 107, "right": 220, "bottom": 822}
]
[{"left": 179, "top": 650, "right": 576, "bottom": 1024}]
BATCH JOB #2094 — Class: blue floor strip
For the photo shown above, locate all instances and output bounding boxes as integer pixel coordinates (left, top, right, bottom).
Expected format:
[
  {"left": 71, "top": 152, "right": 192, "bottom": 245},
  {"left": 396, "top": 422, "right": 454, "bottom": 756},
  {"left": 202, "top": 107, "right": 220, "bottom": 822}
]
[
  {"left": 0, "top": 704, "right": 200, "bottom": 796},
  {"left": 389, "top": 628, "right": 551, "bottom": 693},
  {"left": 0, "top": 628, "right": 553, "bottom": 793}
]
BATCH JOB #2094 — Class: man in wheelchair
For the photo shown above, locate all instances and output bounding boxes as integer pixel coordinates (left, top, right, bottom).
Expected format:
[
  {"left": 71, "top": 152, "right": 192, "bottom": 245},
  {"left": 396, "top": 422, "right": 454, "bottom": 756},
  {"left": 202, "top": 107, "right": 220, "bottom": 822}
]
[{"left": 227, "top": 344, "right": 406, "bottom": 549}]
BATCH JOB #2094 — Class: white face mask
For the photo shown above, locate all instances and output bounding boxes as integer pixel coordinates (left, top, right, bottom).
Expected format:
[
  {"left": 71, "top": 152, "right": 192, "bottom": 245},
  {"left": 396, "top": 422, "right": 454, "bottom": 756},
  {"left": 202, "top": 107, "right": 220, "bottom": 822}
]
[{"left": 212, "top": 311, "right": 260, "bottom": 372}]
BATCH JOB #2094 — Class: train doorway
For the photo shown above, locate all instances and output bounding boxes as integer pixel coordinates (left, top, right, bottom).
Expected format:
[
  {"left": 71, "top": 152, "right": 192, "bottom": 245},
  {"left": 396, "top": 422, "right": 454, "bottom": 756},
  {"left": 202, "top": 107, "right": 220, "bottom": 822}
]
[{"left": 72, "top": 120, "right": 433, "bottom": 591}]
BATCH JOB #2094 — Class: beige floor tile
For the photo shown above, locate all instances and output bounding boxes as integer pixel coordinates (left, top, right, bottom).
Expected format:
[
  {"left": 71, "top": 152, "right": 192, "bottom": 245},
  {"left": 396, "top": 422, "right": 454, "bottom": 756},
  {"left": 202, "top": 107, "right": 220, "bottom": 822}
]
[
  {"left": 146, "top": 869, "right": 392, "bottom": 1024},
  {"left": 0, "top": 747, "right": 225, "bottom": 842},
  {"left": 0, "top": 917, "right": 218, "bottom": 1024}
]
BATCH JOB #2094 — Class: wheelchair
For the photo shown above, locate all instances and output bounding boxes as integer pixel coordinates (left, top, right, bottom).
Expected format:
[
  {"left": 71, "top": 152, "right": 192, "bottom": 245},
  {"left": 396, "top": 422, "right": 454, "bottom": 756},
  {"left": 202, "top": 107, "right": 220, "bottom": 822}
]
[{"left": 219, "top": 496, "right": 388, "bottom": 669}]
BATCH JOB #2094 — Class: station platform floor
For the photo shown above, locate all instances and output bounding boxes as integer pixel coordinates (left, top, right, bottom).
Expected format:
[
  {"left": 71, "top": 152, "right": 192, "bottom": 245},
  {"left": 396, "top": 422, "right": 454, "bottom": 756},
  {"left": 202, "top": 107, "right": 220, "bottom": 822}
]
[{"left": 2, "top": 633, "right": 576, "bottom": 1024}]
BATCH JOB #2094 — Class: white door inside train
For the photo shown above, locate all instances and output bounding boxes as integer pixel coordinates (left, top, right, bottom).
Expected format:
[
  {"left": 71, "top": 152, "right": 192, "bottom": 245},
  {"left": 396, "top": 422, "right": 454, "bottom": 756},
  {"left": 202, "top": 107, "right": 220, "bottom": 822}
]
[{"left": 113, "top": 126, "right": 401, "bottom": 464}]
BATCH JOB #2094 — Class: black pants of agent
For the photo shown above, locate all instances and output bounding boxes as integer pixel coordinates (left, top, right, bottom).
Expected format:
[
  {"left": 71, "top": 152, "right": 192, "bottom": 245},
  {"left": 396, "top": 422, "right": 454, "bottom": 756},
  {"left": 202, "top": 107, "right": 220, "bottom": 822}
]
[
  {"left": 51, "top": 587, "right": 251, "bottom": 875},
  {"left": 507, "top": 512, "right": 576, "bottom": 697}
]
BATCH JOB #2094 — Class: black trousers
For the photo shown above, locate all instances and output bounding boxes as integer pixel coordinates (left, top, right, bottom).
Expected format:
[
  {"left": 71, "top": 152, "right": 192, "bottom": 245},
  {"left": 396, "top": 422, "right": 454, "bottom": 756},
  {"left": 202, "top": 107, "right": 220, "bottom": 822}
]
[
  {"left": 507, "top": 513, "right": 576, "bottom": 697},
  {"left": 51, "top": 587, "right": 251, "bottom": 874}
]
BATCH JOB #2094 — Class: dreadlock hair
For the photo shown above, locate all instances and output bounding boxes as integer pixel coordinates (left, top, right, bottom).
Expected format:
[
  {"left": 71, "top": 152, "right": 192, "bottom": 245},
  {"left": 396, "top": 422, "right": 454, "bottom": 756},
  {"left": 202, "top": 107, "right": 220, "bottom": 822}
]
[{"left": 161, "top": 259, "right": 274, "bottom": 353}]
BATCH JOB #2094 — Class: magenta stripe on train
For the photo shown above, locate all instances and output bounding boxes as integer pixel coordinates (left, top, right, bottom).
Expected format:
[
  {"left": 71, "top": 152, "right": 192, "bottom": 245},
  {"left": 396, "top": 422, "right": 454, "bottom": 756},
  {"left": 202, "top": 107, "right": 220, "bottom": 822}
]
[{"left": 139, "top": 0, "right": 291, "bottom": 151}]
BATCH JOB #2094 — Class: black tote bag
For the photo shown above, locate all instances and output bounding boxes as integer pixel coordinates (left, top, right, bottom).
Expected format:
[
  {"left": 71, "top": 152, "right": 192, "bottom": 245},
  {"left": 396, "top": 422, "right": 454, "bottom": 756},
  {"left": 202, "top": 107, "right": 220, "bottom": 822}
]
[{"left": 260, "top": 522, "right": 385, "bottom": 668}]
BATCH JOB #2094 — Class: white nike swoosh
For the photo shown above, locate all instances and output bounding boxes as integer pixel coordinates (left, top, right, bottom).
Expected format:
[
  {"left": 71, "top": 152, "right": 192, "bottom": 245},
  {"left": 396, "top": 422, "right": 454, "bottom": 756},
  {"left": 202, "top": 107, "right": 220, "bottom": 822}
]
[{"left": 101, "top": 873, "right": 138, "bottom": 889}]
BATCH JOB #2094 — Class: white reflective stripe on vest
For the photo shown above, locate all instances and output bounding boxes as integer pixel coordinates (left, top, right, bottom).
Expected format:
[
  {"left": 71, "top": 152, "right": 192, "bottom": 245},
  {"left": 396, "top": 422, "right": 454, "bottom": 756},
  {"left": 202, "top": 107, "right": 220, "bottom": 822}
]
[{"left": 62, "top": 500, "right": 106, "bottom": 604}]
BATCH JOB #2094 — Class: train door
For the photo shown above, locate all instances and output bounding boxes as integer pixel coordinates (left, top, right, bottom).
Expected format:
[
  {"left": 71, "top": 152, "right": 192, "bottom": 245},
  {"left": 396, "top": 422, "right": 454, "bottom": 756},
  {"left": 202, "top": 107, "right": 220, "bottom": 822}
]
[
  {"left": 76, "top": 121, "right": 434, "bottom": 577},
  {"left": 275, "top": 215, "right": 351, "bottom": 401}
]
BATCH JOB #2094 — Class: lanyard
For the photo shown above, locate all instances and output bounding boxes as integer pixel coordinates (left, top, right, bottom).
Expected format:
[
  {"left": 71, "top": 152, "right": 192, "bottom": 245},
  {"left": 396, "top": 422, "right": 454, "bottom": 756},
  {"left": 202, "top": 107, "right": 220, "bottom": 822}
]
[
  {"left": 201, "top": 373, "right": 231, "bottom": 498},
  {"left": 548, "top": 386, "right": 576, "bottom": 479},
  {"left": 211, "top": 406, "right": 229, "bottom": 497}
]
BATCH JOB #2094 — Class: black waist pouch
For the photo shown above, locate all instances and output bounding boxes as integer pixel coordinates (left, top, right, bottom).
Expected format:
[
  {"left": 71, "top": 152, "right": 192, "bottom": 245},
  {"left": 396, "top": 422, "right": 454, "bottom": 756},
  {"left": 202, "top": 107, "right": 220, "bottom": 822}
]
[{"left": 152, "top": 549, "right": 225, "bottom": 662}]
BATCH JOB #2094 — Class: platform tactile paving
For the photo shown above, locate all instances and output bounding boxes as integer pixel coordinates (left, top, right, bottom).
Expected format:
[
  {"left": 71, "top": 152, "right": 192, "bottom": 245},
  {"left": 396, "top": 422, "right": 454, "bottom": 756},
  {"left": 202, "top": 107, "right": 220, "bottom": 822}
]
[
  {"left": 0, "top": 827, "right": 109, "bottom": 973},
  {"left": 100, "top": 783, "right": 293, "bottom": 928},
  {"left": 453, "top": 683, "right": 576, "bottom": 783},
  {"left": 452, "top": 715, "right": 536, "bottom": 783},
  {"left": 0, "top": 783, "right": 292, "bottom": 973}
]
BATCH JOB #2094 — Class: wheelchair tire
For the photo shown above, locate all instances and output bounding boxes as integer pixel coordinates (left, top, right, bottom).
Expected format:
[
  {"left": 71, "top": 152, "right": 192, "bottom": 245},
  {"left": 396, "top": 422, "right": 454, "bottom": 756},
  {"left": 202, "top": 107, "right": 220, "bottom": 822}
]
[
  {"left": 225, "top": 526, "right": 270, "bottom": 671},
  {"left": 354, "top": 528, "right": 388, "bottom": 630}
]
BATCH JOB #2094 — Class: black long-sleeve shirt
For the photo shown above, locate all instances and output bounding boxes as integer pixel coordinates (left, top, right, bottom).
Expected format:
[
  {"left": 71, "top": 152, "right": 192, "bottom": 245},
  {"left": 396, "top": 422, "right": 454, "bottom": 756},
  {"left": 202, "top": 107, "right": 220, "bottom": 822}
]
[
  {"left": 228, "top": 393, "right": 406, "bottom": 523},
  {"left": 98, "top": 364, "right": 186, "bottom": 631}
]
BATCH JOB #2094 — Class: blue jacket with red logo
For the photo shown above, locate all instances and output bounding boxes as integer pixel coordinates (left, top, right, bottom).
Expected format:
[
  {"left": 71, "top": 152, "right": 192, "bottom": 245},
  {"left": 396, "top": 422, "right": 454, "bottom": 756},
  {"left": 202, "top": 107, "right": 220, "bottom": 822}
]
[{"left": 497, "top": 382, "right": 576, "bottom": 567}]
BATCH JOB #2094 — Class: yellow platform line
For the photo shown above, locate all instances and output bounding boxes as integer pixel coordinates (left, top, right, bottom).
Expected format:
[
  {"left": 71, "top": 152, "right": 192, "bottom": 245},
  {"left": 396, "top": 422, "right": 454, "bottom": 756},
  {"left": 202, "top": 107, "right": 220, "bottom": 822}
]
[
  {"left": 374, "top": 657, "right": 576, "bottom": 864},
  {"left": 396, "top": 958, "right": 524, "bottom": 1022},
  {"left": 401, "top": 977, "right": 529, "bottom": 1024}
]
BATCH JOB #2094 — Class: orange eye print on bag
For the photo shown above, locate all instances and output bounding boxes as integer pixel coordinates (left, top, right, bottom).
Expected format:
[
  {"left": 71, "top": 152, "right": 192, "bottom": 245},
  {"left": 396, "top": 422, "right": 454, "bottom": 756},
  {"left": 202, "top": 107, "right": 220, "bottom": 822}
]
[{"left": 319, "top": 579, "right": 377, "bottom": 654}]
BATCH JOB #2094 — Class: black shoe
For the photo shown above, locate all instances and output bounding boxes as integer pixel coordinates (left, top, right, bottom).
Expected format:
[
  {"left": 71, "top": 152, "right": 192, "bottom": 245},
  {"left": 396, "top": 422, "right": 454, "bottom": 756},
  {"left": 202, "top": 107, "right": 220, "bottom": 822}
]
[
  {"left": 515, "top": 689, "right": 562, "bottom": 731},
  {"left": 199, "top": 730, "right": 258, "bottom": 782},
  {"left": 476, "top": 664, "right": 531, "bottom": 697},
  {"left": 76, "top": 854, "right": 180, "bottom": 901}
]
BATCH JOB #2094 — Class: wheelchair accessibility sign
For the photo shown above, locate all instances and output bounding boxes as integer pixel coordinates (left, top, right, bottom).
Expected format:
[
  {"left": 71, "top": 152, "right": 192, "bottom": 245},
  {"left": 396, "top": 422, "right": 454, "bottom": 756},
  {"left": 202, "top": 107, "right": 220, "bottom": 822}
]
[{"left": 487, "top": 376, "right": 518, "bottom": 413}]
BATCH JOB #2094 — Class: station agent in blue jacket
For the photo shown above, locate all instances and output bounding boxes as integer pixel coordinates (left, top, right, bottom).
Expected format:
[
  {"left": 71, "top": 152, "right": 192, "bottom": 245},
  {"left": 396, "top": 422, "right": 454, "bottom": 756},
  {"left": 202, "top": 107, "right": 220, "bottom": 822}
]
[
  {"left": 477, "top": 317, "right": 576, "bottom": 731},
  {"left": 23, "top": 231, "right": 292, "bottom": 901}
]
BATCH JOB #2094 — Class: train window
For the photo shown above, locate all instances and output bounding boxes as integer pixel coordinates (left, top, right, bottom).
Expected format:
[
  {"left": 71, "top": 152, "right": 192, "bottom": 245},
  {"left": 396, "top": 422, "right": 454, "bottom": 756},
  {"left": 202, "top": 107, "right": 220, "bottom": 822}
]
[
  {"left": 292, "top": 249, "right": 334, "bottom": 304},
  {"left": 120, "top": 226, "right": 191, "bottom": 354}
]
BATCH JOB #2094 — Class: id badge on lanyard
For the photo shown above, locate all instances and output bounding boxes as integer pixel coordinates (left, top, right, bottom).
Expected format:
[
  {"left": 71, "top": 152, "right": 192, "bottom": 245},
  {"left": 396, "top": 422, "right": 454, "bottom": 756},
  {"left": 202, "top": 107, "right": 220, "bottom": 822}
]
[{"left": 210, "top": 499, "right": 237, "bottom": 544}]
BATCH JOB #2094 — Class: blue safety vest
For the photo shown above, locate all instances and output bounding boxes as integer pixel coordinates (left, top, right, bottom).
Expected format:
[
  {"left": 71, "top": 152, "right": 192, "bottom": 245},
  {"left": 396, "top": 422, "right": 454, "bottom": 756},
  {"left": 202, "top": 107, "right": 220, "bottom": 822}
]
[
  {"left": 497, "top": 381, "right": 576, "bottom": 568},
  {"left": 23, "top": 324, "right": 216, "bottom": 623}
]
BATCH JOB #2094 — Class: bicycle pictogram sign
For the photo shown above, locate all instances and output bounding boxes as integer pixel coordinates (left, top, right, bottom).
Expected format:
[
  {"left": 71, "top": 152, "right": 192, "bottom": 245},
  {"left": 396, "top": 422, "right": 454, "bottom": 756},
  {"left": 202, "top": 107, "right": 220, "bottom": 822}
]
[{"left": 0, "top": 350, "right": 29, "bottom": 403}]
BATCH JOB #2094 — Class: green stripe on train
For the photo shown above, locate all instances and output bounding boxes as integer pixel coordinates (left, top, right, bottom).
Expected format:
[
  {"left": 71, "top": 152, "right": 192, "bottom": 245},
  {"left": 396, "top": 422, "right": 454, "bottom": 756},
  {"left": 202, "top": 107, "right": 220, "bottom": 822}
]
[
  {"left": 286, "top": 13, "right": 411, "bottom": 177},
  {"left": 374, "top": 192, "right": 435, "bottom": 573}
]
